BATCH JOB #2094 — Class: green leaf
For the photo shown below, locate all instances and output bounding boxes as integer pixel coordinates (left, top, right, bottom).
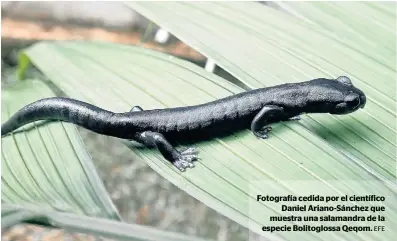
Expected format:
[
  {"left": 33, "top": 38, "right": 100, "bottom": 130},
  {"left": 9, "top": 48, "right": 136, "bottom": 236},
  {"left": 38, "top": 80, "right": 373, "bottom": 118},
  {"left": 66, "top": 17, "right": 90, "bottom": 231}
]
[
  {"left": 1, "top": 80, "right": 120, "bottom": 220},
  {"left": 2, "top": 205, "right": 46, "bottom": 229},
  {"left": 18, "top": 41, "right": 397, "bottom": 240},
  {"left": 1, "top": 79, "right": 213, "bottom": 241},
  {"left": 275, "top": 1, "right": 396, "bottom": 68},
  {"left": 125, "top": 2, "right": 396, "bottom": 180},
  {"left": 2, "top": 204, "right": 214, "bottom": 241}
]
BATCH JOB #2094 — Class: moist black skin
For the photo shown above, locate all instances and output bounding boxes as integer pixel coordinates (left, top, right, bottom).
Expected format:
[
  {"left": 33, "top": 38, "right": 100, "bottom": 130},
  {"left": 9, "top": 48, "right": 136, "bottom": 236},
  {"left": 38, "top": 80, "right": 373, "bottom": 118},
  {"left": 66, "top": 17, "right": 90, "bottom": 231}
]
[{"left": 1, "top": 76, "right": 366, "bottom": 171}]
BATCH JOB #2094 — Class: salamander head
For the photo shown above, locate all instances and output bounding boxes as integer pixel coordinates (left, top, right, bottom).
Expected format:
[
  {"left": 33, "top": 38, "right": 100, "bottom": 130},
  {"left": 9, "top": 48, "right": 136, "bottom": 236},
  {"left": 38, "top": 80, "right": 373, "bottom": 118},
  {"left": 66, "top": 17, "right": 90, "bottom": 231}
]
[{"left": 308, "top": 76, "right": 366, "bottom": 115}]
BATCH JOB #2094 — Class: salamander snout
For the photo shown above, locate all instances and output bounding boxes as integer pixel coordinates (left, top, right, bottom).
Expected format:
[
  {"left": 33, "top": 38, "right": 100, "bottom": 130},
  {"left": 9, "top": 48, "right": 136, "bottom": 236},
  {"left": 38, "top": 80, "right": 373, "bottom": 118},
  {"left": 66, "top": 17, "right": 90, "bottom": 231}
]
[
  {"left": 345, "top": 93, "right": 361, "bottom": 110},
  {"left": 336, "top": 76, "right": 366, "bottom": 109},
  {"left": 359, "top": 94, "right": 366, "bottom": 109},
  {"left": 330, "top": 92, "right": 366, "bottom": 115},
  {"left": 344, "top": 91, "right": 366, "bottom": 111}
]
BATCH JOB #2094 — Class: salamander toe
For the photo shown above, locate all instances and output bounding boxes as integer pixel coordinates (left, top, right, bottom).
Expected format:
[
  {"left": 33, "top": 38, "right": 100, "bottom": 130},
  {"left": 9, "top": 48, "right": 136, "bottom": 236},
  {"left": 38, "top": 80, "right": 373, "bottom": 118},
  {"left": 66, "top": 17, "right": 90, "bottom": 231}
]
[{"left": 180, "top": 147, "right": 199, "bottom": 155}]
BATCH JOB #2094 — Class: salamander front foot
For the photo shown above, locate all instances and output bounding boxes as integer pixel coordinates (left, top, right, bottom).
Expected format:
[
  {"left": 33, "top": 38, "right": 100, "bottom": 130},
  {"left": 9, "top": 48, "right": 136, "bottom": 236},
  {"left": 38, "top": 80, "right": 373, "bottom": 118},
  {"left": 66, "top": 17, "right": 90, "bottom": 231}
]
[
  {"left": 250, "top": 105, "right": 283, "bottom": 140},
  {"left": 253, "top": 126, "right": 272, "bottom": 139},
  {"left": 173, "top": 147, "right": 199, "bottom": 172}
]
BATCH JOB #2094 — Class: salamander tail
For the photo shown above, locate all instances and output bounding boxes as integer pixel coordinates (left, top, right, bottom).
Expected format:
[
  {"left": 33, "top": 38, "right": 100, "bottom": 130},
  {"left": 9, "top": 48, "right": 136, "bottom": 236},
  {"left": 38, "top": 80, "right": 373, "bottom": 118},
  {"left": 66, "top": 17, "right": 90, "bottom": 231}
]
[{"left": 1, "top": 97, "right": 115, "bottom": 137}]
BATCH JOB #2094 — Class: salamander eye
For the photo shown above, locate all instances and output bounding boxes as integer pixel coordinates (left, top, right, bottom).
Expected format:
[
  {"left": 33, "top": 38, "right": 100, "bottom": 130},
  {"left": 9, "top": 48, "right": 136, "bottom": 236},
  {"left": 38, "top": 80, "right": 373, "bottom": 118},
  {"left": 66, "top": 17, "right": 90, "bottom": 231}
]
[{"left": 336, "top": 76, "right": 353, "bottom": 86}]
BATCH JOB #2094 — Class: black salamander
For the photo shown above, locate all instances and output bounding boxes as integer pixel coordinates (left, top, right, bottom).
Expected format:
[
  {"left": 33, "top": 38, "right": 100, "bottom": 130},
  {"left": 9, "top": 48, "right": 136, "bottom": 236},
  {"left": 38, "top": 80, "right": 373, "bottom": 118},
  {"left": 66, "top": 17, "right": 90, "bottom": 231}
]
[{"left": 1, "top": 76, "right": 366, "bottom": 171}]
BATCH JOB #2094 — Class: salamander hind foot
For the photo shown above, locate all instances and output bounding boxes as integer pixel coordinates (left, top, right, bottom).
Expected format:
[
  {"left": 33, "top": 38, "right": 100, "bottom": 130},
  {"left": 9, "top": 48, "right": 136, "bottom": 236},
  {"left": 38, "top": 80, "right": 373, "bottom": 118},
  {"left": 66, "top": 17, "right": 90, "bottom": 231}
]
[
  {"left": 173, "top": 147, "right": 199, "bottom": 172},
  {"left": 133, "top": 131, "right": 199, "bottom": 172},
  {"left": 289, "top": 116, "right": 301, "bottom": 121}
]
